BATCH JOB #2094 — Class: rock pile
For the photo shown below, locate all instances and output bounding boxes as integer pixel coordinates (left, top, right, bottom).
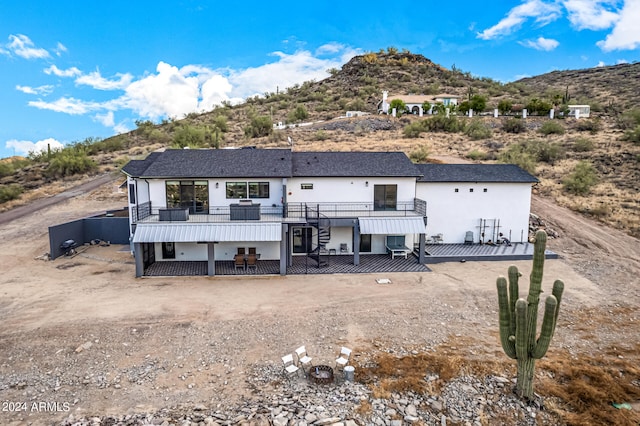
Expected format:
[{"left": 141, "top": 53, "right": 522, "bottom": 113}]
[{"left": 529, "top": 213, "right": 559, "bottom": 241}]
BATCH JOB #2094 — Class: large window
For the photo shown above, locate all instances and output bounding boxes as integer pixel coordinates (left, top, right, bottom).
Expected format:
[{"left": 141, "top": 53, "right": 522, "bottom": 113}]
[
  {"left": 166, "top": 180, "right": 209, "bottom": 213},
  {"left": 374, "top": 184, "right": 397, "bottom": 211},
  {"left": 226, "top": 181, "right": 269, "bottom": 199}
]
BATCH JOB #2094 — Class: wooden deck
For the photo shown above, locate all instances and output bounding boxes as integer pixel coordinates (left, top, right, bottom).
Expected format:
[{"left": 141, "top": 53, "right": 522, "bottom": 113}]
[{"left": 421, "top": 242, "right": 558, "bottom": 264}]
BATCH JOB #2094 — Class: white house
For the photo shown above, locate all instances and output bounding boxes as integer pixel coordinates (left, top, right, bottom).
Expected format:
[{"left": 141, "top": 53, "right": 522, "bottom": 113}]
[
  {"left": 377, "top": 92, "right": 461, "bottom": 115},
  {"left": 567, "top": 105, "right": 590, "bottom": 119},
  {"left": 414, "top": 164, "right": 538, "bottom": 244},
  {"left": 122, "top": 149, "right": 427, "bottom": 277}
]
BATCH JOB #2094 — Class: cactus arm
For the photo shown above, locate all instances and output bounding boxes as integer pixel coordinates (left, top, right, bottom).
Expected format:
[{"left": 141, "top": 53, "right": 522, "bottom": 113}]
[
  {"left": 497, "top": 277, "right": 516, "bottom": 359},
  {"left": 515, "top": 299, "right": 528, "bottom": 360},
  {"left": 552, "top": 279, "right": 564, "bottom": 324},
  {"left": 532, "top": 295, "right": 559, "bottom": 359},
  {"left": 507, "top": 265, "right": 520, "bottom": 336}
]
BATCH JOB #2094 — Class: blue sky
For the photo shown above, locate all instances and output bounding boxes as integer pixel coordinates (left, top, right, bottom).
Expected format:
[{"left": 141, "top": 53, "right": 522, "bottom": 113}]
[{"left": 1, "top": 0, "right": 638, "bottom": 159}]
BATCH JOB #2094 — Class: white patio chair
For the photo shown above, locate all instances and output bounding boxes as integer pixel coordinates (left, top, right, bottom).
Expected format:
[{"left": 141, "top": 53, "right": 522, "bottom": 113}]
[
  {"left": 335, "top": 346, "right": 352, "bottom": 372},
  {"left": 295, "top": 345, "right": 313, "bottom": 375},
  {"left": 281, "top": 354, "right": 300, "bottom": 383}
]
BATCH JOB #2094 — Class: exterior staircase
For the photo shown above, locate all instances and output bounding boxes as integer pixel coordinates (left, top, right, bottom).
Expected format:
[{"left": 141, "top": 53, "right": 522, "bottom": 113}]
[{"left": 305, "top": 206, "right": 331, "bottom": 267}]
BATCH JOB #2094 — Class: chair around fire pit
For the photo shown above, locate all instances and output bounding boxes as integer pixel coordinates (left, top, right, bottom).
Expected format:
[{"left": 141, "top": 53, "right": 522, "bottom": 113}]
[
  {"left": 295, "top": 345, "right": 313, "bottom": 375},
  {"left": 335, "top": 346, "right": 352, "bottom": 372},
  {"left": 281, "top": 353, "right": 300, "bottom": 383}
]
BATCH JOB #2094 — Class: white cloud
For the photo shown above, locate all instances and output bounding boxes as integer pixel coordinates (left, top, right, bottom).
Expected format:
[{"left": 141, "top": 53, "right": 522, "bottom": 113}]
[
  {"left": 54, "top": 42, "right": 67, "bottom": 56},
  {"left": 113, "top": 123, "right": 130, "bottom": 134},
  {"left": 16, "top": 84, "right": 54, "bottom": 95},
  {"left": 477, "top": 0, "right": 562, "bottom": 40},
  {"left": 563, "top": 0, "right": 620, "bottom": 30},
  {"left": 27, "top": 44, "right": 360, "bottom": 130},
  {"left": 120, "top": 61, "right": 201, "bottom": 120},
  {"left": 597, "top": 0, "right": 640, "bottom": 51},
  {"left": 519, "top": 36, "right": 560, "bottom": 50},
  {"left": 28, "top": 97, "right": 103, "bottom": 115},
  {"left": 616, "top": 58, "right": 629, "bottom": 64},
  {"left": 44, "top": 65, "right": 81, "bottom": 77},
  {"left": 94, "top": 111, "right": 115, "bottom": 127},
  {"left": 75, "top": 70, "right": 134, "bottom": 90},
  {"left": 6, "top": 138, "right": 64, "bottom": 156},
  {"left": 2, "top": 34, "right": 50, "bottom": 59},
  {"left": 596, "top": 61, "right": 606, "bottom": 66}
]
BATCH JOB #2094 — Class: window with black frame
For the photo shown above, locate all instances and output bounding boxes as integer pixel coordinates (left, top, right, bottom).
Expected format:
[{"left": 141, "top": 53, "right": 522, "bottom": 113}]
[
  {"left": 373, "top": 184, "right": 397, "bottom": 211},
  {"left": 227, "top": 181, "right": 269, "bottom": 199},
  {"left": 166, "top": 180, "right": 209, "bottom": 213}
]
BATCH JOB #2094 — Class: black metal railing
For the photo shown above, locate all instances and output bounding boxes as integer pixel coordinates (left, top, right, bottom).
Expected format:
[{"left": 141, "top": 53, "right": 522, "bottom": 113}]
[
  {"left": 135, "top": 204, "right": 284, "bottom": 223},
  {"left": 132, "top": 201, "right": 152, "bottom": 223},
  {"left": 285, "top": 200, "right": 426, "bottom": 218}
]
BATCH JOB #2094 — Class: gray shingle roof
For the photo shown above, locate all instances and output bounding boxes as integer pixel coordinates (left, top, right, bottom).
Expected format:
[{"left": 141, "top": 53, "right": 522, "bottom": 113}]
[
  {"left": 415, "top": 164, "right": 538, "bottom": 183},
  {"left": 121, "top": 152, "right": 162, "bottom": 177},
  {"left": 292, "top": 152, "right": 420, "bottom": 177},
  {"left": 122, "top": 149, "right": 293, "bottom": 178}
]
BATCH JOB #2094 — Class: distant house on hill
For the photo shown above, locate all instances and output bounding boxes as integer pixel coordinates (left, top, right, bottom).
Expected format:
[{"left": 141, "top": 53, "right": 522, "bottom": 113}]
[
  {"left": 377, "top": 91, "right": 461, "bottom": 115},
  {"left": 567, "top": 105, "right": 590, "bottom": 118}
]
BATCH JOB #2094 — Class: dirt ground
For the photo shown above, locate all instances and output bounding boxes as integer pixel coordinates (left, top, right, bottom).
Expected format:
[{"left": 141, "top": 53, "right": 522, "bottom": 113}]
[{"left": 0, "top": 176, "right": 639, "bottom": 425}]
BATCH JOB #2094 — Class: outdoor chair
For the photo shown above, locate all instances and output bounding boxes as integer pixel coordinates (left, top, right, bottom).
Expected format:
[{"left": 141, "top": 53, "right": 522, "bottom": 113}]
[
  {"left": 281, "top": 354, "right": 300, "bottom": 383},
  {"left": 237, "top": 247, "right": 245, "bottom": 255},
  {"left": 246, "top": 254, "right": 258, "bottom": 272},
  {"left": 248, "top": 247, "right": 257, "bottom": 255},
  {"left": 295, "top": 345, "right": 313, "bottom": 375},
  {"left": 340, "top": 243, "right": 348, "bottom": 254},
  {"left": 464, "top": 231, "right": 474, "bottom": 245},
  {"left": 234, "top": 254, "right": 245, "bottom": 272},
  {"left": 335, "top": 346, "right": 352, "bottom": 372}
]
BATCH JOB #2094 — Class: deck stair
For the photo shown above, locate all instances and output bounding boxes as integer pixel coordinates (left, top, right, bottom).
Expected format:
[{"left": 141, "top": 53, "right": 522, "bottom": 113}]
[{"left": 305, "top": 205, "right": 331, "bottom": 267}]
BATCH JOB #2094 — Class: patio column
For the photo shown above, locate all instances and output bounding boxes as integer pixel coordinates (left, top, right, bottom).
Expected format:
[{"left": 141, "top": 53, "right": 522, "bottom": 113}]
[
  {"left": 134, "top": 243, "right": 144, "bottom": 278},
  {"left": 280, "top": 224, "right": 287, "bottom": 275},
  {"left": 418, "top": 233, "right": 426, "bottom": 264},
  {"left": 207, "top": 243, "right": 215, "bottom": 276},
  {"left": 353, "top": 221, "right": 360, "bottom": 266}
]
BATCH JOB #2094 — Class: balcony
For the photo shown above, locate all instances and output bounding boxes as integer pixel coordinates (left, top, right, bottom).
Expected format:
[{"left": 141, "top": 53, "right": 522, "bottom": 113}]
[
  {"left": 131, "top": 198, "right": 427, "bottom": 224},
  {"left": 285, "top": 199, "right": 426, "bottom": 219}
]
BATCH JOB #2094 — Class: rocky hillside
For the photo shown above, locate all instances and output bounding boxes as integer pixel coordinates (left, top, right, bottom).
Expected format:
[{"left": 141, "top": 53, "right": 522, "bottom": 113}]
[{"left": 1, "top": 50, "right": 639, "bottom": 237}]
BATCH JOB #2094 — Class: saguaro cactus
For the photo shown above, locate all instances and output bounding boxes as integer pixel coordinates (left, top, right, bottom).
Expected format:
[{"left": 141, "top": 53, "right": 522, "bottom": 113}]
[{"left": 497, "top": 230, "right": 564, "bottom": 399}]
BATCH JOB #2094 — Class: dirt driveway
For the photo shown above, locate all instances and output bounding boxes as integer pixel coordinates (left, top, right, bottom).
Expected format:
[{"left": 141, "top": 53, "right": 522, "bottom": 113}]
[{"left": 0, "top": 178, "right": 638, "bottom": 424}]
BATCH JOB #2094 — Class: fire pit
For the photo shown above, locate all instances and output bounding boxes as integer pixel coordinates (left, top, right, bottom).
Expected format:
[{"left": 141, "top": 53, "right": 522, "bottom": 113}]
[{"left": 308, "top": 365, "right": 334, "bottom": 385}]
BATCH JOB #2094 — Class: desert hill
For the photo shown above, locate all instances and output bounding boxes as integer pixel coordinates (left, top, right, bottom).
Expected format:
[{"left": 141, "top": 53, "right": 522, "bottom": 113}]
[{"left": 0, "top": 49, "right": 639, "bottom": 237}]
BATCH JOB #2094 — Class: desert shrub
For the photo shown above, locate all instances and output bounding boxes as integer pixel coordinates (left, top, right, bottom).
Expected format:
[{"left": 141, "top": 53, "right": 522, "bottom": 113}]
[
  {"left": 211, "top": 115, "right": 228, "bottom": 132},
  {"left": 148, "top": 129, "right": 171, "bottom": 144},
  {"left": 526, "top": 98, "right": 552, "bottom": 115},
  {"left": 244, "top": 115, "right": 272, "bottom": 138},
  {"left": 389, "top": 99, "right": 407, "bottom": 116},
  {"left": 403, "top": 121, "right": 426, "bottom": 138},
  {"left": 498, "top": 99, "right": 513, "bottom": 115},
  {"left": 622, "top": 125, "right": 640, "bottom": 145},
  {"left": 287, "top": 105, "right": 309, "bottom": 123},
  {"left": 312, "top": 130, "right": 329, "bottom": 141},
  {"left": 616, "top": 108, "right": 640, "bottom": 130},
  {"left": 575, "top": 118, "right": 601, "bottom": 133},
  {"left": 469, "top": 95, "right": 487, "bottom": 113},
  {"left": 0, "top": 184, "right": 23, "bottom": 204},
  {"left": 46, "top": 150, "right": 96, "bottom": 178},
  {"left": 172, "top": 125, "right": 207, "bottom": 148},
  {"left": 464, "top": 119, "right": 492, "bottom": 140},
  {"left": 539, "top": 120, "right": 565, "bottom": 135},
  {"left": 563, "top": 161, "right": 599, "bottom": 195},
  {"left": 466, "top": 150, "right": 487, "bottom": 161},
  {"left": 347, "top": 99, "right": 366, "bottom": 111},
  {"left": 0, "top": 158, "right": 29, "bottom": 177},
  {"left": 498, "top": 144, "right": 537, "bottom": 174},
  {"left": 572, "top": 137, "right": 595, "bottom": 152},
  {"left": 409, "top": 145, "right": 430, "bottom": 163},
  {"left": 268, "top": 130, "right": 286, "bottom": 143},
  {"left": 502, "top": 118, "right": 526, "bottom": 133},
  {"left": 424, "top": 115, "right": 464, "bottom": 133}
]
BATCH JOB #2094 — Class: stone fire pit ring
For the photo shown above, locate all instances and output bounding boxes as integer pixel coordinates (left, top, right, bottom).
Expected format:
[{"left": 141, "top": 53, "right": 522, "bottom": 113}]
[{"left": 308, "top": 365, "right": 334, "bottom": 385}]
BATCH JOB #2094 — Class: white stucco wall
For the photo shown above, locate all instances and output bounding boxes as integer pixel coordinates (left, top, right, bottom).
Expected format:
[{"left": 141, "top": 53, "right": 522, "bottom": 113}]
[
  {"left": 287, "top": 177, "right": 417, "bottom": 204},
  {"left": 153, "top": 241, "right": 281, "bottom": 261},
  {"left": 147, "top": 178, "right": 284, "bottom": 211},
  {"left": 416, "top": 182, "right": 532, "bottom": 243}
]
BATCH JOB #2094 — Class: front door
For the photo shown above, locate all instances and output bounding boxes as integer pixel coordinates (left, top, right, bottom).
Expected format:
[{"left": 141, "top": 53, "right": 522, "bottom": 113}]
[
  {"left": 162, "top": 242, "right": 176, "bottom": 259},
  {"left": 292, "top": 227, "right": 313, "bottom": 253}
]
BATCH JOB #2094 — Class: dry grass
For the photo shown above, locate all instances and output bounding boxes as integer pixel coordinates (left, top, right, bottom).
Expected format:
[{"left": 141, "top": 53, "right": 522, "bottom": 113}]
[{"left": 352, "top": 332, "right": 640, "bottom": 425}]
